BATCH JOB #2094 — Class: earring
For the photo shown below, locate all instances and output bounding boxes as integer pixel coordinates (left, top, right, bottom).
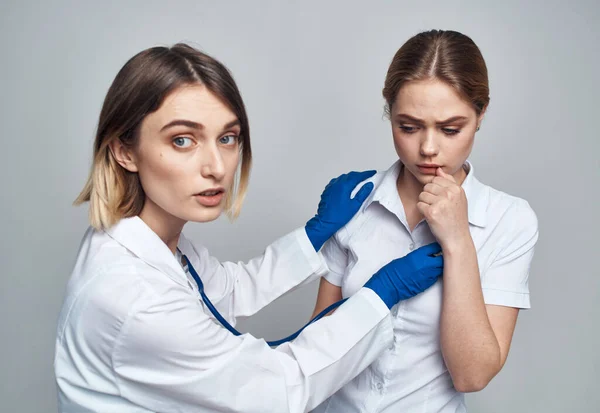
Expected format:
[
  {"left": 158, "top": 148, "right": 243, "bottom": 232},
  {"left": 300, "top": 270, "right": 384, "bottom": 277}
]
[{"left": 476, "top": 126, "right": 480, "bottom": 131}]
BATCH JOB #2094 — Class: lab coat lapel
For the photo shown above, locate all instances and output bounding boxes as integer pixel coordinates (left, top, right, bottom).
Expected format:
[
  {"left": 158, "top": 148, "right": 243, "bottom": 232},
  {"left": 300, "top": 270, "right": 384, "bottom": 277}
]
[{"left": 104, "top": 216, "right": 189, "bottom": 288}]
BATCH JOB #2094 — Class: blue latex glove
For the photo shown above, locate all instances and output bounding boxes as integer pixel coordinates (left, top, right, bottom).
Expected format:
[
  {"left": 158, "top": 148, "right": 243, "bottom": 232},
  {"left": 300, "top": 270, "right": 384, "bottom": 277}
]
[
  {"left": 305, "top": 170, "right": 376, "bottom": 252},
  {"left": 364, "top": 243, "right": 444, "bottom": 309}
]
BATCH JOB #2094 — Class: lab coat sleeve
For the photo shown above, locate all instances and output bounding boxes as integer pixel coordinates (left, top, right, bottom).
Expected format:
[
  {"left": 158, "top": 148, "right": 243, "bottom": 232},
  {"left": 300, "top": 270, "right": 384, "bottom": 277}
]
[
  {"left": 321, "top": 234, "right": 349, "bottom": 287},
  {"left": 195, "top": 227, "right": 329, "bottom": 319},
  {"left": 112, "top": 287, "right": 393, "bottom": 413},
  {"left": 481, "top": 200, "right": 539, "bottom": 309}
]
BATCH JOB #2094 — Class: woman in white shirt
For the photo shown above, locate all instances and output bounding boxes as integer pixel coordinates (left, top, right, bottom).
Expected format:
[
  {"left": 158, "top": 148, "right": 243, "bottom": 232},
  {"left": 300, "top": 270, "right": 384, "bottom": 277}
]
[
  {"left": 54, "top": 43, "right": 446, "bottom": 412},
  {"left": 311, "top": 30, "right": 539, "bottom": 413}
]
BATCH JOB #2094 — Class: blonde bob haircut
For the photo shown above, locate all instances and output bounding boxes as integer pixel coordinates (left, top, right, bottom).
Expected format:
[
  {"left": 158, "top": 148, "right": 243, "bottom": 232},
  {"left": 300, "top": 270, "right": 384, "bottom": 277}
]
[{"left": 75, "top": 43, "right": 252, "bottom": 230}]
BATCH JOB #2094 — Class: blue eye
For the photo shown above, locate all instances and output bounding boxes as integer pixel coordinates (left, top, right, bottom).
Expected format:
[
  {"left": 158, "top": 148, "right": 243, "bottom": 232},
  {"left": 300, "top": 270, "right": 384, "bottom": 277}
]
[
  {"left": 220, "top": 135, "right": 238, "bottom": 145},
  {"left": 173, "top": 136, "right": 193, "bottom": 148}
]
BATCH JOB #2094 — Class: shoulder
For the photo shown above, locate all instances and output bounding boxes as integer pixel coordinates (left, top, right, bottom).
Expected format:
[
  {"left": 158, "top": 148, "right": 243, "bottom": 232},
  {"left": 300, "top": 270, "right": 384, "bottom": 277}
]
[
  {"left": 483, "top": 184, "right": 539, "bottom": 252},
  {"left": 61, "top": 230, "right": 164, "bottom": 331},
  {"left": 487, "top": 186, "right": 537, "bottom": 228},
  {"left": 339, "top": 169, "right": 388, "bottom": 241},
  {"left": 56, "top": 237, "right": 162, "bottom": 366},
  {"left": 357, "top": 169, "right": 387, "bottom": 193}
]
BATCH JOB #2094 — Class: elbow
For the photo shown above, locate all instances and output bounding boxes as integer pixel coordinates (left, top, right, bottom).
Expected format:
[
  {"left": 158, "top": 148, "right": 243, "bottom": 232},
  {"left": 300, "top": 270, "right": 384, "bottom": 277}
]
[
  {"left": 452, "top": 376, "right": 491, "bottom": 393},
  {"left": 453, "top": 379, "right": 490, "bottom": 393},
  {"left": 449, "top": 348, "right": 503, "bottom": 393}
]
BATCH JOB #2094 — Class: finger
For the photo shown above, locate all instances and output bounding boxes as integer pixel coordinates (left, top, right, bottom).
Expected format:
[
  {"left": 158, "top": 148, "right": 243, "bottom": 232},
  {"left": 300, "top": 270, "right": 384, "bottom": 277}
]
[
  {"left": 417, "top": 242, "right": 442, "bottom": 256},
  {"left": 418, "top": 191, "right": 437, "bottom": 205},
  {"left": 416, "top": 201, "right": 429, "bottom": 215},
  {"left": 436, "top": 167, "right": 456, "bottom": 183},
  {"left": 352, "top": 182, "right": 374, "bottom": 204},
  {"left": 347, "top": 169, "right": 377, "bottom": 184},
  {"left": 423, "top": 182, "right": 444, "bottom": 195},
  {"left": 421, "top": 174, "right": 436, "bottom": 185},
  {"left": 428, "top": 254, "right": 444, "bottom": 268},
  {"left": 432, "top": 176, "right": 455, "bottom": 188}
]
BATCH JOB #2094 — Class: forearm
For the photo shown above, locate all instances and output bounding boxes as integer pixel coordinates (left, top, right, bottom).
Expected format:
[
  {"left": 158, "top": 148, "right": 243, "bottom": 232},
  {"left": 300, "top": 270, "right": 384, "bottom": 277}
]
[
  {"left": 440, "top": 237, "right": 501, "bottom": 392},
  {"left": 226, "top": 227, "right": 328, "bottom": 317}
]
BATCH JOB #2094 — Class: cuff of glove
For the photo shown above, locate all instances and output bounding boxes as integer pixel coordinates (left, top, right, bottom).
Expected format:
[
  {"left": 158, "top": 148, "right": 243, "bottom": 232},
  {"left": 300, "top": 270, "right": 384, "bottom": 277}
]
[{"left": 304, "top": 218, "right": 331, "bottom": 252}]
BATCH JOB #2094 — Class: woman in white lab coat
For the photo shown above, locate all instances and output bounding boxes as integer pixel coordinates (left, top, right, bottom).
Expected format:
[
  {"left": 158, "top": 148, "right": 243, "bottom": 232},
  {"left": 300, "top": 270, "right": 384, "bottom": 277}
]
[{"left": 54, "top": 43, "right": 445, "bottom": 412}]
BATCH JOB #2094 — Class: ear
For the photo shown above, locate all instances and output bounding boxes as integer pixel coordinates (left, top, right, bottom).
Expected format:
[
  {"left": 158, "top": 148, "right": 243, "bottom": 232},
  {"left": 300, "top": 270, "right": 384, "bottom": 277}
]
[
  {"left": 109, "top": 139, "right": 138, "bottom": 173},
  {"left": 476, "top": 105, "right": 487, "bottom": 131}
]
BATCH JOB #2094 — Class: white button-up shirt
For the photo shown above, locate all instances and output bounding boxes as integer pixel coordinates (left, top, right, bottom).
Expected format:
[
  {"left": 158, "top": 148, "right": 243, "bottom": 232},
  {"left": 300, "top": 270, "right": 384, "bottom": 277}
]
[
  {"left": 313, "top": 161, "right": 539, "bottom": 413},
  {"left": 55, "top": 216, "right": 394, "bottom": 413}
]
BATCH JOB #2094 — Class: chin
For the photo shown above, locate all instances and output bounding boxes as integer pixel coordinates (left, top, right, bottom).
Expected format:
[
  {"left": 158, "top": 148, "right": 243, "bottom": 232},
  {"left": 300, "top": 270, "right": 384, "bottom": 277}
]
[
  {"left": 417, "top": 174, "right": 437, "bottom": 184},
  {"left": 406, "top": 166, "right": 435, "bottom": 184},
  {"left": 186, "top": 208, "right": 223, "bottom": 223}
]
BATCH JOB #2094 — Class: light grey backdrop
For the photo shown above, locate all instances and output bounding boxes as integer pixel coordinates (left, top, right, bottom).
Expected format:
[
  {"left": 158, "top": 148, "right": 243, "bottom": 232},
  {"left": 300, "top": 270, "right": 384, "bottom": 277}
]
[{"left": 1, "top": 1, "right": 598, "bottom": 412}]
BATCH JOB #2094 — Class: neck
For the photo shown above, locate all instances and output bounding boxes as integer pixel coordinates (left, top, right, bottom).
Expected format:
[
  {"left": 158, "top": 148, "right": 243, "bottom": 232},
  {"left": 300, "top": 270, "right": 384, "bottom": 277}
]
[{"left": 138, "top": 200, "right": 186, "bottom": 254}]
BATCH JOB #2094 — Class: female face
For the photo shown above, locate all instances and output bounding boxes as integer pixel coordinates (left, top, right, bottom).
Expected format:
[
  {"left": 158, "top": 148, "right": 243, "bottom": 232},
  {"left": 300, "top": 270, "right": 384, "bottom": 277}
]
[
  {"left": 390, "top": 78, "right": 484, "bottom": 185},
  {"left": 116, "top": 84, "right": 241, "bottom": 225}
]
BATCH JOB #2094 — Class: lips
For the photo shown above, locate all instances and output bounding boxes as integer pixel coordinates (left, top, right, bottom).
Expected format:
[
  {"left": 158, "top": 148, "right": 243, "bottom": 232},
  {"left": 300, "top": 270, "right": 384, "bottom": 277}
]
[
  {"left": 417, "top": 164, "right": 441, "bottom": 175},
  {"left": 194, "top": 188, "right": 225, "bottom": 207},
  {"left": 198, "top": 189, "right": 223, "bottom": 196}
]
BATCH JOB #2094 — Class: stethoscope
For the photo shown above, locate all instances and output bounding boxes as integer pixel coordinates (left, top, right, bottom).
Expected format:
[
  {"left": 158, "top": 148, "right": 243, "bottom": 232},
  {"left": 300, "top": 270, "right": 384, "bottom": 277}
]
[{"left": 183, "top": 255, "right": 347, "bottom": 347}]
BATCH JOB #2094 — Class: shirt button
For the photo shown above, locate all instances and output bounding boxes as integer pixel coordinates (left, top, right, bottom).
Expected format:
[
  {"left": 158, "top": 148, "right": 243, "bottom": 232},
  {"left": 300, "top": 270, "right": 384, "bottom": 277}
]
[
  {"left": 409, "top": 242, "right": 415, "bottom": 251},
  {"left": 376, "top": 382, "right": 383, "bottom": 391}
]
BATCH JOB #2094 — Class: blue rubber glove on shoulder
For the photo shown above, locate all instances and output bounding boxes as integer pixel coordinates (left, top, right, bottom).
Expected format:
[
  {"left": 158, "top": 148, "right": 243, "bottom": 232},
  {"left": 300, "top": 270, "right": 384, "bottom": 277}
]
[
  {"left": 364, "top": 243, "right": 444, "bottom": 309},
  {"left": 305, "top": 170, "right": 376, "bottom": 252}
]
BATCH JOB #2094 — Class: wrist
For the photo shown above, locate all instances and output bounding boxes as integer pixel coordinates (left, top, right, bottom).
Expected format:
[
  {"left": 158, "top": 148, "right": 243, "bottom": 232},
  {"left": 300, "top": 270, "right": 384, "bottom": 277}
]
[
  {"left": 364, "top": 284, "right": 395, "bottom": 310},
  {"left": 304, "top": 221, "right": 332, "bottom": 252},
  {"left": 440, "top": 232, "right": 474, "bottom": 256}
]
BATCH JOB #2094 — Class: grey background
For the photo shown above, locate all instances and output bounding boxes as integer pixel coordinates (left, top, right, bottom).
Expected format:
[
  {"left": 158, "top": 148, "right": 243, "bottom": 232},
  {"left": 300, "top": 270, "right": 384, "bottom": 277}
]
[{"left": 1, "top": 1, "right": 598, "bottom": 412}]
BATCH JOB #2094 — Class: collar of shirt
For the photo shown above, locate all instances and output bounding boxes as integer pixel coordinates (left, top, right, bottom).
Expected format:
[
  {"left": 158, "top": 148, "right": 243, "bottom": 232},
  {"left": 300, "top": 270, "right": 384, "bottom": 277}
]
[
  {"left": 362, "top": 160, "right": 489, "bottom": 228},
  {"left": 104, "top": 216, "right": 196, "bottom": 288}
]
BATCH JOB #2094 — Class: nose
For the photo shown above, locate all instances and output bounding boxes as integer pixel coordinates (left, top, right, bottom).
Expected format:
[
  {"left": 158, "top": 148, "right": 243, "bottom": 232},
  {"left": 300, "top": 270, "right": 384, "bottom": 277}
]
[
  {"left": 420, "top": 130, "right": 440, "bottom": 158},
  {"left": 200, "top": 144, "right": 225, "bottom": 181}
]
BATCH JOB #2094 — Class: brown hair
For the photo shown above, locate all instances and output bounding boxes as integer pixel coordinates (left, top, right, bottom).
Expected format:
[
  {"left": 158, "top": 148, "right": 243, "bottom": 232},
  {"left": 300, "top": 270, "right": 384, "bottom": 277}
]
[
  {"left": 75, "top": 43, "right": 252, "bottom": 229},
  {"left": 383, "top": 30, "right": 490, "bottom": 116}
]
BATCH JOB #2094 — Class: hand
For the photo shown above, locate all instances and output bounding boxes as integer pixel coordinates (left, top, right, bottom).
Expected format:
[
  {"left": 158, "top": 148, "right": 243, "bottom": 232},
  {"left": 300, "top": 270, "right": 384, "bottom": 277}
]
[
  {"left": 305, "top": 170, "right": 376, "bottom": 252},
  {"left": 417, "top": 168, "right": 470, "bottom": 249},
  {"left": 364, "top": 243, "right": 444, "bottom": 309}
]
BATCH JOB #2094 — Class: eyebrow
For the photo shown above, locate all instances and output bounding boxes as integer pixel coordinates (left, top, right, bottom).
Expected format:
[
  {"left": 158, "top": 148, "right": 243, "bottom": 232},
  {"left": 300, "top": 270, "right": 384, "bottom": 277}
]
[
  {"left": 395, "top": 113, "right": 468, "bottom": 125},
  {"left": 160, "top": 119, "right": 241, "bottom": 132}
]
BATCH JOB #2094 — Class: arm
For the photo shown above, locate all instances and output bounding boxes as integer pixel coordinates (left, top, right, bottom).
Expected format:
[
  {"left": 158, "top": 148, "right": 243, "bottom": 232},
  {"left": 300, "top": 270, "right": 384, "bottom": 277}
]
[
  {"left": 439, "top": 238, "right": 519, "bottom": 392},
  {"left": 311, "top": 278, "right": 343, "bottom": 318},
  {"left": 112, "top": 286, "right": 393, "bottom": 413},
  {"left": 194, "top": 170, "right": 377, "bottom": 320},
  {"left": 112, "top": 240, "right": 444, "bottom": 412},
  {"left": 419, "top": 170, "right": 538, "bottom": 392},
  {"left": 202, "top": 227, "right": 329, "bottom": 319},
  {"left": 440, "top": 212, "right": 537, "bottom": 392},
  {"left": 310, "top": 234, "right": 347, "bottom": 319}
]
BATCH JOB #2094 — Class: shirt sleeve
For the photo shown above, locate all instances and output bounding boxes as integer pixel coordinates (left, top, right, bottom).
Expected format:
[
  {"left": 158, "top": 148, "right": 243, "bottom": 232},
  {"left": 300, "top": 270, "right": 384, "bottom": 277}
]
[
  {"left": 321, "top": 233, "right": 349, "bottom": 287},
  {"left": 112, "top": 287, "right": 393, "bottom": 413},
  {"left": 191, "top": 227, "right": 329, "bottom": 320},
  {"left": 481, "top": 199, "right": 539, "bottom": 309}
]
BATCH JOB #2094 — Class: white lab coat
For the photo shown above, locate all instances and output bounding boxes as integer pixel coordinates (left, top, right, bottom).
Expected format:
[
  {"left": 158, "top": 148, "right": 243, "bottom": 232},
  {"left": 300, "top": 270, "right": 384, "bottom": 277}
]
[{"left": 54, "top": 216, "right": 393, "bottom": 412}]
